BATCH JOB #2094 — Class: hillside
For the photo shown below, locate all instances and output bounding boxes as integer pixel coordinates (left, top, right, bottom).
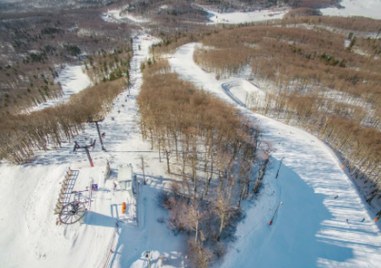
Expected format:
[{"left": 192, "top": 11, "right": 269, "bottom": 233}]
[
  {"left": 0, "top": 0, "right": 118, "bottom": 11},
  {"left": 0, "top": 0, "right": 381, "bottom": 267},
  {"left": 169, "top": 40, "right": 381, "bottom": 268}
]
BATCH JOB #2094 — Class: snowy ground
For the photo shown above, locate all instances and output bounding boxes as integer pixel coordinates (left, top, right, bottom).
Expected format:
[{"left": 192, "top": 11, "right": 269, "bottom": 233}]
[
  {"left": 169, "top": 43, "right": 381, "bottom": 268},
  {"left": 2, "top": 5, "right": 381, "bottom": 267},
  {"left": 0, "top": 34, "right": 186, "bottom": 268},
  {"left": 198, "top": 5, "right": 288, "bottom": 24},
  {"left": 321, "top": 0, "right": 381, "bottom": 20},
  {"left": 200, "top": 0, "right": 381, "bottom": 22},
  {"left": 222, "top": 79, "right": 265, "bottom": 108},
  {"left": 102, "top": 9, "right": 150, "bottom": 24},
  {"left": 24, "top": 65, "right": 91, "bottom": 113}
]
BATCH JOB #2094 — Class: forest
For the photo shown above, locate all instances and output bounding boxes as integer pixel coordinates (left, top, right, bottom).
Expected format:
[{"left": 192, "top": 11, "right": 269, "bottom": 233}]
[
  {"left": 0, "top": 8, "right": 132, "bottom": 114},
  {"left": 138, "top": 59, "right": 267, "bottom": 267},
  {"left": 190, "top": 15, "right": 381, "bottom": 202},
  {"left": 1, "top": 1, "right": 380, "bottom": 267},
  {"left": 0, "top": 77, "right": 127, "bottom": 163},
  {"left": 0, "top": 6, "right": 134, "bottom": 163}
]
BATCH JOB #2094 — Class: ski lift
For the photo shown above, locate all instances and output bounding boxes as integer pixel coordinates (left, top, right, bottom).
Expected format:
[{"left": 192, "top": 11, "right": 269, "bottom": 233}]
[{"left": 73, "top": 139, "right": 96, "bottom": 167}]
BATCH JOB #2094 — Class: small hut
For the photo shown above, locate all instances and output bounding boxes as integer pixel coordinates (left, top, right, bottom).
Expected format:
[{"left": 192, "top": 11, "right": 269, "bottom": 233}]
[{"left": 117, "top": 165, "right": 134, "bottom": 195}]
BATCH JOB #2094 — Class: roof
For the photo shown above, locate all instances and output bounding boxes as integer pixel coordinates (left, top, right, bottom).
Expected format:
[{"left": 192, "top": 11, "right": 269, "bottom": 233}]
[{"left": 117, "top": 165, "right": 132, "bottom": 182}]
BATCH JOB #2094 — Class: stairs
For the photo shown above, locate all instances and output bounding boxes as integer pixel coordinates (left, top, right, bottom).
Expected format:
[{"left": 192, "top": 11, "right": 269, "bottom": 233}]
[{"left": 54, "top": 168, "right": 79, "bottom": 215}]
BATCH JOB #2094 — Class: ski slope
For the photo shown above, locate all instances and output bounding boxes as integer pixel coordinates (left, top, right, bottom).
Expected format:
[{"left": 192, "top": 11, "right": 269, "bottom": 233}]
[
  {"left": 201, "top": 6, "right": 288, "bottom": 24},
  {"left": 199, "top": 0, "right": 381, "bottom": 23},
  {"left": 1, "top": 5, "right": 381, "bottom": 267},
  {"left": 0, "top": 34, "right": 186, "bottom": 268},
  {"left": 169, "top": 43, "right": 381, "bottom": 267},
  {"left": 23, "top": 65, "right": 91, "bottom": 113},
  {"left": 321, "top": 0, "right": 381, "bottom": 20},
  {"left": 102, "top": 9, "right": 150, "bottom": 24}
]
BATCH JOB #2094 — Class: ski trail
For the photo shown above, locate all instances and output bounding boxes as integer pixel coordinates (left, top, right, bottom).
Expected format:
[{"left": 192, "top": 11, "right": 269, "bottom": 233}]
[
  {"left": 169, "top": 42, "right": 381, "bottom": 268},
  {"left": 0, "top": 33, "right": 187, "bottom": 268}
]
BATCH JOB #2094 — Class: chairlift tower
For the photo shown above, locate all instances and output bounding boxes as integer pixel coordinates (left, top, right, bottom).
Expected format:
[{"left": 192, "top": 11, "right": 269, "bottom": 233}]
[
  {"left": 88, "top": 118, "right": 106, "bottom": 151},
  {"left": 73, "top": 139, "right": 96, "bottom": 167}
]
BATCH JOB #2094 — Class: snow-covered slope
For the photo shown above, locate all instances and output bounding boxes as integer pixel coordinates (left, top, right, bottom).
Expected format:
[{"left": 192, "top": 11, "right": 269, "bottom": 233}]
[
  {"left": 0, "top": 0, "right": 116, "bottom": 9},
  {"left": 321, "top": 0, "right": 381, "bottom": 19},
  {"left": 169, "top": 43, "right": 381, "bottom": 268},
  {"left": 198, "top": 5, "right": 288, "bottom": 24},
  {"left": 199, "top": 0, "right": 381, "bottom": 22},
  {"left": 102, "top": 9, "right": 150, "bottom": 24},
  {"left": 23, "top": 65, "right": 91, "bottom": 113},
  {"left": 2, "top": 4, "right": 381, "bottom": 266},
  {"left": 0, "top": 34, "right": 186, "bottom": 268}
]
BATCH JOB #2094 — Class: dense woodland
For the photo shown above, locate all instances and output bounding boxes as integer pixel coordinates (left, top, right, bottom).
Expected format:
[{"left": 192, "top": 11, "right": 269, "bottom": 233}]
[
  {"left": 197, "top": 0, "right": 340, "bottom": 10},
  {"left": 0, "top": 78, "right": 126, "bottom": 163},
  {"left": 0, "top": 6, "right": 135, "bottom": 162},
  {"left": 85, "top": 45, "right": 132, "bottom": 83},
  {"left": 138, "top": 59, "right": 266, "bottom": 267},
  {"left": 191, "top": 16, "right": 381, "bottom": 202},
  {"left": 0, "top": 8, "right": 132, "bottom": 114}
]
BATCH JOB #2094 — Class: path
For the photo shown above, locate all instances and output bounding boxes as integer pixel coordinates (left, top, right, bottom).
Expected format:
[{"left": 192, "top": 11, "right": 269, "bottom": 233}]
[{"left": 169, "top": 43, "right": 381, "bottom": 268}]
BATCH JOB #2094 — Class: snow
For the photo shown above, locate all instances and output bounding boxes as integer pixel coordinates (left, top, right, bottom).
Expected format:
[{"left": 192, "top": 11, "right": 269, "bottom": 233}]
[
  {"left": 25, "top": 65, "right": 91, "bottom": 113},
  {"left": 102, "top": 9, "right": 150, "bottom": 24},
  {"left": 0, "top": 33, "right": 186, "bottom": 268},
  {"left": 200, "top": 1, "right": 381, "bottom": 23},
  {"left": 222, "top": 79, "right": 265, "bottom": 108},
  {"left": 198, "top": 5, "right": 288, "bottom": 24},
  {"left": 169, "top": 43, "right": 381, "bottom": 267},
  {"left": 2, "top": 7, "right": 381, "bottom": 267},
  {"left": 56, "top": 65, "right": 91, "bottom": 96},
  {"left": 321, "top": 0, "right": 381, "bottom": 20}
]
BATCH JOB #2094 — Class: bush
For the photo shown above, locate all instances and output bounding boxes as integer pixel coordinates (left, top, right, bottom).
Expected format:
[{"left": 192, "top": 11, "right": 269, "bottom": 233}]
[
  {"left": 64, "top": 44, "right": 81, "bottom": 56},
  {"left": 188, "top": 240, "right": 212, "bottom": 268}
]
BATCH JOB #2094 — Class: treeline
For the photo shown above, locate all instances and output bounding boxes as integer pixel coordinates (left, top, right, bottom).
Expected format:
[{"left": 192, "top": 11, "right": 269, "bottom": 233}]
[
  {"left": 149, "top": 22, "right": 214, "bottom": 56},
  {"left": 0, "top": 9, "right": 132, "bottom": 115},
  {"left": 0, "top": 63, "right": 61, "bottom": 114},
  {"left": 260, "top": 91, "right": 380, "bottom": 192},
  {"left": 283, "top": 14, "right": 381, "bottom": 32},
  {"left": 192, "top": 19, "right": 381, "bottom": 199},
  {"left": 138, "top": 59, "right": 264, "bottom": 267},
  {"left": 285, "top": 0, "right": 339, "bottom": 9},
  {"left": 197, "top": 0, "right": 335, "bottom": 10},
  {"left": 85, "top": 45, "right": 132, "bottom": 83},
  {"left": 0, "top": 78, "right": 126, "bottom": 163}
]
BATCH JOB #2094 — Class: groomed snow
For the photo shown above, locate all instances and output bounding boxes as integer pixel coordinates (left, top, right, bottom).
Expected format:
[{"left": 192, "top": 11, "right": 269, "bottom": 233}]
[
  {"left": 222, "top": 79, "right": 265, "bottom": 108},
  {"left": 198, "top": 6, "right": 288, "bottom": 24},
  {"left": 0, "top": 34, "right": 186, "bottom": 268},
  {"left": 169, "top": 43, "right": 381, "bottom": 268},
  {"left": 321, "top": 0, "right": 381, "bottom": 20},
  {"left": 200, "top": 0, "right": 381, "bottom": 23},
  {"left": 2, "top": 4, "right": 381, "bottom": 265},
  {"left": 25, "top": 65, "right": 91, "bottom": 113},
  {"left": 102, "top": 9, "right": 150, "bottom": 24}
]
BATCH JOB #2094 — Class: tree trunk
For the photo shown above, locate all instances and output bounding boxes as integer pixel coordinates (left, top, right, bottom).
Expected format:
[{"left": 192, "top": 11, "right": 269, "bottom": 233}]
[
  {"left": 165, "top": 149, "right": 171, "bottom": 173},
  {"left": 195, "top": 220, "right": 199, "bottom": 243}
]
